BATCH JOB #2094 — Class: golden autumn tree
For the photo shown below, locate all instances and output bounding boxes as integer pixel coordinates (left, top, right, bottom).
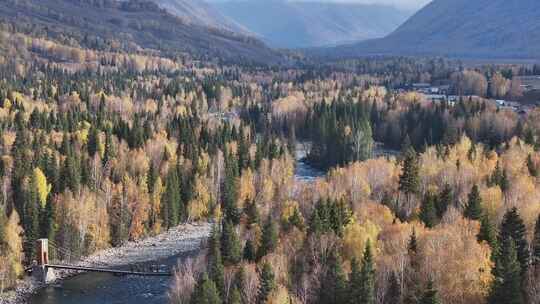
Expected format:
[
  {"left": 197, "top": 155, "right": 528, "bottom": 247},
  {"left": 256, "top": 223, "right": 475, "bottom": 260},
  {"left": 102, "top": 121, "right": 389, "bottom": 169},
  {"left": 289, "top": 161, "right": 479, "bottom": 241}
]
[{"left": 32, "top": 167, "right": 51, "bottom": 208}]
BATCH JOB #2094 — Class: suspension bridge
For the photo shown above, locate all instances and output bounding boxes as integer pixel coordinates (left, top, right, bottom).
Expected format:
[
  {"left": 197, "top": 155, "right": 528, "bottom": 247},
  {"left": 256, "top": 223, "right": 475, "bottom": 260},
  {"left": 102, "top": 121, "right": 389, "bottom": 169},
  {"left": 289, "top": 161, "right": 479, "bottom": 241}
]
[{"left": 30, "top": 239, "right": 172, "bottom": 283}]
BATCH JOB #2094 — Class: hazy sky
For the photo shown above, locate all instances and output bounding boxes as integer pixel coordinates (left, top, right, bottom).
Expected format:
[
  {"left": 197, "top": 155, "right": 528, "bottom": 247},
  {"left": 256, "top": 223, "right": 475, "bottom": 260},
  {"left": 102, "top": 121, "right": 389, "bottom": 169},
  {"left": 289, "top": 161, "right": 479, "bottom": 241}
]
[
  {"left": 295, "top": 0, "right": 432, "bottom": 10},
  {"left": 208, "top": 0, "right": 433, "bottom": 10}
]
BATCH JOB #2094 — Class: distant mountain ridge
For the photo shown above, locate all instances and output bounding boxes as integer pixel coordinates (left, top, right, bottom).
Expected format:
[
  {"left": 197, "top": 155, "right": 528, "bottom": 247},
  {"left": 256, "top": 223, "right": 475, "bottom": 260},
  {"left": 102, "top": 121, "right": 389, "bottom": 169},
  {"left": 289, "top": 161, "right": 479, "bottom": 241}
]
[
  {"left": 0, "top": 0, "right": 282, "bottom": 64},
  {"left": 316, "top": 0, "right": 540, "bottom": 59},
  {"left": 151, "top": 0, "right": 250, "bottom": 34},
  {"left": 208, "top": 0, "right": 411, "bottom": 48}
]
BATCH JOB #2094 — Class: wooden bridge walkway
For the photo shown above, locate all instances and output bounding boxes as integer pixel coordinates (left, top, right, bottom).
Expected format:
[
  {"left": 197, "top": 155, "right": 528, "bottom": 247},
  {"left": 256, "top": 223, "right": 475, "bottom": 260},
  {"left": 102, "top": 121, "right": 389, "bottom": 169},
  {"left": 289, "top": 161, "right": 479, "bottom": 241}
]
[{"left": 44, "top": 264, "right": 172, "bottom": 276}]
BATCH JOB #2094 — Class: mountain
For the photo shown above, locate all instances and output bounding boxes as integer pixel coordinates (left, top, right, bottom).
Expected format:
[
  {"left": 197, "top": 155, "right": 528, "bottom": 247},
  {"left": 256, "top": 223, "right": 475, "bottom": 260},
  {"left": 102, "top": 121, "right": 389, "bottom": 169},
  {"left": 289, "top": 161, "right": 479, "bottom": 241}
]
[
  {"left": 0, "top": 0, "right": 281, "bottom": 64},
  {"left": 208, "top": 0, "right": 411, "bottom": 48},
  {"left": 318, "top": 0, "right": 540, "bottom": 59},
  {"left": 151, "top": 0, "right": 250, "bottom": 34}
]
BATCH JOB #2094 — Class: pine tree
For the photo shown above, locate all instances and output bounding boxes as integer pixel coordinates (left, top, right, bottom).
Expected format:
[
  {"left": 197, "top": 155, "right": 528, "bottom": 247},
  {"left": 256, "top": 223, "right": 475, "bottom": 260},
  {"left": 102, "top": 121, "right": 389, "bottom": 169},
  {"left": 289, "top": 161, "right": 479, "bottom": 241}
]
[
  {"left": 399, "top": 149, "right": 420, "bottom": 212},
  {"left": 358, "top": 242, "right": 376, "bottom": 304},
  {"left": 435, "top": 184, "right": 452, "bottom": 218},
  {"left": 464, "top": 184, "right": 483, "bottom": 221},
  {"left": 229, "top": 287, "right": 242, "bottom": 304},
  {"left": 190, "top": 274, "right": 221, "bottom": 304},
  {"left": 532, "top": 214, "right": 540, "bottom": 266},
  {"left": 243, "top": 239, "right": 256, "bottom": 262},
  {"left": 419, "top": 280, "right": 441, "bottom": 304},
  {"left": 419, "top": 192, "right": 438, "bottom": 228},
  {"left": 499, "top": 208, "right": 530, "bottom": 275},
  {"left": 257, "top": 262, "right": 276, "bottom": 304},
  {"left": 257, "top": 216, "right": 278, "bottom": 260},
  {"left": 384, "top": 272, "right": 401, "bottom": 304},
  {"left": 527, "top": 154, "right": 538, "bottom": 177},
  {"left": 220, "top": 220, "right": 242, "bottom": 265},
  {"left": 163, "top": 166, "right": 181, "bottom": 228},
  {"left": 318, "top": 250, "right": 347, "bottom": 304},
  {"left": 87, "top": 126, "right": 100, "bottom": 157},
  {"left": 478, "top": 214, "right": 498, "bottom": 250},
  {"left": 208, "top": 227, "right": 225, "bottom": 296},
  {"left": 488, "top": 238, "right": 524, "bottom": 304},
  {"left": 348, "top": 257, "right": 362, "bottom": 304}
]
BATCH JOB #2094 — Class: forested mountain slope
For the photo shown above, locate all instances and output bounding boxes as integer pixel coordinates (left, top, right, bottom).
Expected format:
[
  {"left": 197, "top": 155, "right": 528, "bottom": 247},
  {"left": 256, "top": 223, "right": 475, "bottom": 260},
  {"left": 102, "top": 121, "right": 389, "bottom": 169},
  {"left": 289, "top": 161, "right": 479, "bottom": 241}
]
[
  {"left": 317, "top": 0, "right": 540, "bottom": 59},
  {"left": 0, "top": 0, "right": 281, "bottom": 64},
  {"left": 211, "top": 0, "right": 411, "bottom": 48}
]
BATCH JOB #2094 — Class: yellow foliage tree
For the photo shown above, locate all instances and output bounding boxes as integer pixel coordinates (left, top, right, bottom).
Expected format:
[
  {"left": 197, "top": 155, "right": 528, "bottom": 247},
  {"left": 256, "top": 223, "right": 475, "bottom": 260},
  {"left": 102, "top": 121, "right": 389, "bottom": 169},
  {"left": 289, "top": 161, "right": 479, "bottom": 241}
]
[
  {"left": 33, "top": 167, "right": 51, "bottom": 208},
  {"left": 187, "top": 175, "right": 211, "bottom": 221},
  {"left": 342, "top": 217, "right": 380, "bottom": 261}
]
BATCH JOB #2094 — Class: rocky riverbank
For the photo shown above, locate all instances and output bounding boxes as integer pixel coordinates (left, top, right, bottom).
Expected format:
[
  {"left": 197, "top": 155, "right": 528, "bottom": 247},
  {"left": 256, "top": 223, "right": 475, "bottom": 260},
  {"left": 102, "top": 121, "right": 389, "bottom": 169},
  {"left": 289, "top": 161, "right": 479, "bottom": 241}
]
[{"left": 0, "top": 222, "right": 212, "bottom": 304}]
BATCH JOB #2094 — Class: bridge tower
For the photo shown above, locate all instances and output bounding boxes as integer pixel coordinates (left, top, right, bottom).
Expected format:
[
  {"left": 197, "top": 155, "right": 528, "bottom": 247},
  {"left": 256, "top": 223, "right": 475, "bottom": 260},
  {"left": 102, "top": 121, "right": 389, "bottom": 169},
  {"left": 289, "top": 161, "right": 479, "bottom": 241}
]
[
  {"left": 36, "top": 239, "right": 49, "bottom": 266},
  {"left": 33, "top": 239, "right": 56, "bottom": 283}
]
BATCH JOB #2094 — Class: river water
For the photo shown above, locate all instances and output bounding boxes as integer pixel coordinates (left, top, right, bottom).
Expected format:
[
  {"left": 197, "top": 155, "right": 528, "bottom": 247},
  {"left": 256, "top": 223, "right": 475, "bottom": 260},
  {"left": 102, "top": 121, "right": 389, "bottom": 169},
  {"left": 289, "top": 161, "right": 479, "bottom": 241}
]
[
  {"left": 29, "top": 251, "right": 197, "bottom": 304},
  {"left": 28, "top": 145, "right": 326, "bottom": 304}
]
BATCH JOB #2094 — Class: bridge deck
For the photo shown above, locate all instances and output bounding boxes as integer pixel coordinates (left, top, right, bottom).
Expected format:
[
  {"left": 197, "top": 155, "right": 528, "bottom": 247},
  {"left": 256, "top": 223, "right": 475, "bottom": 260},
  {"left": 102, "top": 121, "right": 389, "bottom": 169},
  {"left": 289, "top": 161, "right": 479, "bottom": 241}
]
[{"left": 44, "top": 264, "right": 172, "bottom": 276}]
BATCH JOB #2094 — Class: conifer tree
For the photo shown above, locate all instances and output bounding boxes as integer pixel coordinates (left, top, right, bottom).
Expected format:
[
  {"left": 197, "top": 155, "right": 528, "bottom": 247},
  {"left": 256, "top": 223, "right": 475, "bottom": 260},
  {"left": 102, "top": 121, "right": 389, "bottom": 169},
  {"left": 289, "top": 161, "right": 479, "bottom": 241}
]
[
  {"left": 87, "top": 126, "right": 100, "bottom": 157},
  {"left": 257, "top": 216, "right": 278, "bottom": 260},
  {"left": 384, "top": 272, "right": 401, "bottom": 304},
  {"left": 420, "top": 280, "right": 441, "bottom": 304},
  {"left": 532, "top": 214, "right": 540, "bottom": 266},
  {"left": 499, "top": 208, "right": 530, "bottom": 275},
  {"left": 208, "top": 226, "right": 225, "bottom": 296},
  {"left": 488, "top": 238, "right": 524, "bottom": 304},
  {"left": 419, "top": 192, "right": 438, "bottom": 228},
  {"left": 359, "top": 242, "right": 376, "bottom": 304},
  {"left": 163, "top": 166, "right": 181, "bottom": 228},
  {"left": 478, "top": 214, "right": 498, "bottom": 250},
  {"left": 243, "top": 239, "right": 256, "bottom": 262},
  {"left": 348, "top": 257, "right": 362, "bottom": 304},
  {"left": 318, "top": 250, "right": 347, "bottom": 304},
  {"left": 435, "top": 184, "right": 452, "bottom": 218},
  {"left": 399, "top": 149, "right": 420, "bottom": 208},
  {"left": 190, "top": 274, "right": 221, "bottom": 304},
  {"left": 464, "top": 184, "right": 483, "bottom": 221},
  {"left": 220, "top": 220, "right": 242, "bottom": 265},
  {"left": 257, "top": 262, "right": 276, "bottom": 304},
  {"left": 229, "top": 287, "right": 242, "bottom": 304}
]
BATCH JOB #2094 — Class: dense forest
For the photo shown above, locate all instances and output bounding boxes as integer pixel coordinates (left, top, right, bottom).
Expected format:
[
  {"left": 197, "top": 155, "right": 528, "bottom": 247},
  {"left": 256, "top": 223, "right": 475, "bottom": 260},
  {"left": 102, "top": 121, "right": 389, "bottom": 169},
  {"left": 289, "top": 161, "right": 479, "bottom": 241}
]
[{"left": 0, "top": 12, "right": 539, "bottom": 304}]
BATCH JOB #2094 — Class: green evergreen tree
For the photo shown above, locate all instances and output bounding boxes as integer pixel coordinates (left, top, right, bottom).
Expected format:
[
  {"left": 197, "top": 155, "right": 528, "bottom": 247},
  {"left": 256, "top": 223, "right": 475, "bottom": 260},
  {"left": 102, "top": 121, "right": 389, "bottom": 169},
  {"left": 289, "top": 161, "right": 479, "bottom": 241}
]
[
  {"left": 257, "top": 262, "right": 276, "bottom": 304},
  {"left": 221, "top": 220, "right": 242, "bottom": 265},
  {"left": 318, "top": 250, "right": 347, "bottom": 304},
  {"left": 464, "top": 185, "right": 483, "bottom": 221},
  {"left": 163, "top": 166, "right": 181, "bottom": 228},
  {"left": 435, "top": 184, "right": 452, "bottom": 218},
  {"left": 229, "top": 287, "right": 242, "bottom": 304},
  {"left": 399, "top": 149, "right": 420, "bottom": 208},
  {"left": 208, "top": 227, "right": 225, "bottom": 296},
  {"left": 384, "top": 272, "right": 401, "bottom": 304},
  {"left": 488, "top": 238, "right": 524, "bottom": 304},
  {"left": 87, "top": 126, "right": 100, "bottom": 157},
  {"left": 478, "top": 214, "right": 498, "bottom": 250},
  {"left": 499, "top": 208, "right": 530, "bottom": 275},
  {"left": 419, "top": 280, "right": 441, "bottom": 304},
  {"left": 243, "top": 239, "right": 256, "bottom": 262},
  {"left": 309, "top": 207, "right": 324, "bottom": 235},
  {"left": 190, "top": 274, "right": 221, "bottom": 304},
  {"left": 257, "top": 216, "right": 278, "bottom": 260},
  {"left": 532, "top": 214, "right": 540, "bottom": 266},
  {"left": 419, "top": 192, "right": 438, "bottom": 228},
  {"left": 358, "top": 242, "right": 376, "bottom": 304}
]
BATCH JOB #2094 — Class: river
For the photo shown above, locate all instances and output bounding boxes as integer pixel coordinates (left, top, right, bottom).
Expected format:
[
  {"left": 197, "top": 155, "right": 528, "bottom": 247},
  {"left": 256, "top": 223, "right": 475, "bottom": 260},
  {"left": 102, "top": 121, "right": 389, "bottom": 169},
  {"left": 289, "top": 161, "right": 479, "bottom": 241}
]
[{"left": 29, "top": 250, "right": 198, "bottom": 304}]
